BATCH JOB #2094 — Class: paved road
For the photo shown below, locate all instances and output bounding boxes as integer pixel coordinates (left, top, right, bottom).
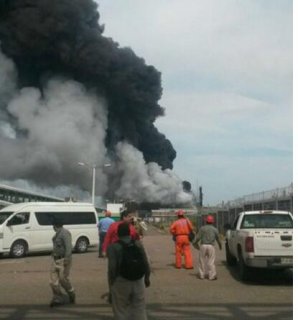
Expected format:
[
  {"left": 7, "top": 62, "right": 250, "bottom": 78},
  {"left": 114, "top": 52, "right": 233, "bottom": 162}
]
[{"left": 0, "top": 226, "right": 293, "bottom": 319}]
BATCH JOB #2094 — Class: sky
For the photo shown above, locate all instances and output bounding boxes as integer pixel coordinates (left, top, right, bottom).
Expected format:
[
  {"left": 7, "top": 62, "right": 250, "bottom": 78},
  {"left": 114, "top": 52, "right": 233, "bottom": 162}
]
[{"left": 97, "top": 0, "right": 293, "bottom": 205}]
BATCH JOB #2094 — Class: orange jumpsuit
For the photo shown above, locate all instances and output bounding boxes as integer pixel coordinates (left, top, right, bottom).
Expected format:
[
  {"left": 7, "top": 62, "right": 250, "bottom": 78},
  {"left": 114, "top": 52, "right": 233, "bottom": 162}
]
[{"left": 170, "top": 218, "right": 194, "bottom": 269}]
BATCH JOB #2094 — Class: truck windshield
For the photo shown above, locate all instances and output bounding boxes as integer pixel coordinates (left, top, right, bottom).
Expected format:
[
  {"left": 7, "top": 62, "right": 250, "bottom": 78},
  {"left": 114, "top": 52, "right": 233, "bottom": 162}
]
[
  {"left": 241, "top": 214, "right": 293, "bottom": 229},
  {"left": 0, "top": 212, "right": 14, "bottom": 225}
]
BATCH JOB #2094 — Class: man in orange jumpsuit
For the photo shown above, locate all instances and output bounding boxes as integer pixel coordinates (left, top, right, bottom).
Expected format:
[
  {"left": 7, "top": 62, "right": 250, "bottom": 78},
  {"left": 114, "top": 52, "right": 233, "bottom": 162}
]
[{"left": 170, "top": 209, "right": 194, "bottom": 269}]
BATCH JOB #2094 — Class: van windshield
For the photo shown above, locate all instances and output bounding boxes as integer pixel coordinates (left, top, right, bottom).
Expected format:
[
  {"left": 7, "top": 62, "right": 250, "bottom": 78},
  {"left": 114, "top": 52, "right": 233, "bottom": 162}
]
[{"left": 0, "top": 212, "right": 14, "bottom": 224}]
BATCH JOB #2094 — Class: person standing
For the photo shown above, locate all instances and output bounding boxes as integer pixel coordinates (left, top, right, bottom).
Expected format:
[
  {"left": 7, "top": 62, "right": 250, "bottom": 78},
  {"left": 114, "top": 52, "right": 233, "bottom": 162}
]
[
  {"left": 49, "top": 218, "right": 76, "bottom": 307},
  {"left": 170, "top": 209, "right": 194, "bottom": 269},
  {"left": 97, "top": 210, "right": 115, "bottom": 257},
  {"left": 102, "top": 209, "right": 140, "bottom": 256},
  {"left": 107, "top": 222, "right": 151, "bottom": 320},
  {"left": 193, "top": 215, "right": 222, "bottom": 280}
]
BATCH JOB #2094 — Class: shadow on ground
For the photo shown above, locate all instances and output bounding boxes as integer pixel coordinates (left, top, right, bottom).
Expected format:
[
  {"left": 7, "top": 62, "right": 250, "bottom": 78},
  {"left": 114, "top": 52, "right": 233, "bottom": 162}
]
[
  {"left": 0, "top": 302, "right": 292, "bottom": 320},
  {"left": 220, "top": 258, "right": 293, "bottom": 286}
]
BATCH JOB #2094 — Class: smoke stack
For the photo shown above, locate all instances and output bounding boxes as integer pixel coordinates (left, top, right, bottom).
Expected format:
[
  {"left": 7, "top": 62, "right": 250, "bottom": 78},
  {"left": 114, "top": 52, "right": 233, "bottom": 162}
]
[{"left": 199, "top": 186, "right": 203, "bottom": 207}]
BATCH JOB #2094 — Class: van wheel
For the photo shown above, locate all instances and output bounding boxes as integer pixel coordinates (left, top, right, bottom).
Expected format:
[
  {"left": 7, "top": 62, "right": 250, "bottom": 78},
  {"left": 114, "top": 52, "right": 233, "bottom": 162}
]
[
  {"left": 10, "top": 240, "right": 27, "bottom": 258},
  {"left": 75, "top": 237, "right": 89, "bottom": 253}
]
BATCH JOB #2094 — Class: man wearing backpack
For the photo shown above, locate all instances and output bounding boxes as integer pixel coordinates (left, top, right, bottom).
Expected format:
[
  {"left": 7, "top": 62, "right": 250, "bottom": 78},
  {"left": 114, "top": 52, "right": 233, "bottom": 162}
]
[{"left": 107, "top": 222, "right": 151, "bottom": 320}]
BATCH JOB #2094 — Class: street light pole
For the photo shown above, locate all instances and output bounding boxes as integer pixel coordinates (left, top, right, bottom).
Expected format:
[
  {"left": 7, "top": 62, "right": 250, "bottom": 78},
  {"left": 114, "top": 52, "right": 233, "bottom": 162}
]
[
  {"left": 92, "top": 166, "right": 96, "bottom": 205},
  {"left": 78, "top": 162, "right": 111, "bottom": 205}
]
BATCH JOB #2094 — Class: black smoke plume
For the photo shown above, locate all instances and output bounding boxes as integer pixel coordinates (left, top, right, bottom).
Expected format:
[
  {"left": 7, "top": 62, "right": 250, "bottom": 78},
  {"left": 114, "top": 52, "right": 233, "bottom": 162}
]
[
  {"left": 0, "top": 0, "right": 192, "bottom": 205},
  {"left": 0, "top": 0, "right": 175, "bottom": 168}
]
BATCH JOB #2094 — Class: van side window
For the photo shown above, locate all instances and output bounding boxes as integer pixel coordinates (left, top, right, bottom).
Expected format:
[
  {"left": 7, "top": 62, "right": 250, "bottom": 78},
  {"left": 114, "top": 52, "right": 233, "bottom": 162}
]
[
  {"left": 35, "top": 211, "right": 96, "bottom": 225},
  {"left": 9, "top": 212, "right": 30, "bottom": 225}
]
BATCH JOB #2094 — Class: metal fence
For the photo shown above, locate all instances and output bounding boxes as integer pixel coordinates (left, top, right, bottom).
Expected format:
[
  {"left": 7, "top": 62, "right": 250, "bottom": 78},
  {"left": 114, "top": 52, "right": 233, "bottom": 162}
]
[
  {"left": 211, "top": 183, "right": 293, "bottom": 233},
  {"left": 223, "top": 184, "right": 293, "bottom": 208}
]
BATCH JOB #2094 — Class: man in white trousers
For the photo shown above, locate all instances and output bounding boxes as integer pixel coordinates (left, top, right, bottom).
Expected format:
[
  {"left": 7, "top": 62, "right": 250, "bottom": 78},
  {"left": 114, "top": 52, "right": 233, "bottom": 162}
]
[{"left": 193, "top": 215, "right": 222, "bottom": 280}]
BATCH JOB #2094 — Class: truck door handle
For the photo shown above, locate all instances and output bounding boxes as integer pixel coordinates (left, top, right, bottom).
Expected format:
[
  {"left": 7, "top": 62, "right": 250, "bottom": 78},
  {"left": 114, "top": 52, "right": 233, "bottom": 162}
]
[{"left": 25, "top": 227, "right": 31, "bottom": 229}]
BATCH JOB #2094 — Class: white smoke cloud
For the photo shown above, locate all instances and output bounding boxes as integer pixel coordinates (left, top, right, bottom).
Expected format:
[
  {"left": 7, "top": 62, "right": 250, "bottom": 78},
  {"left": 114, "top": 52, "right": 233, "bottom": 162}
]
[
  {"left": 0, "top": 50, "right": 192, "bottom": 206},
  {"left": 8, "top": 79, "right": 108, "bottom": 163},
  {"left": 0, "top": 69, "right": 110, "bottom": 193},
  {"left": 114, "top": 142, "right": 192, "bottom": 204}
]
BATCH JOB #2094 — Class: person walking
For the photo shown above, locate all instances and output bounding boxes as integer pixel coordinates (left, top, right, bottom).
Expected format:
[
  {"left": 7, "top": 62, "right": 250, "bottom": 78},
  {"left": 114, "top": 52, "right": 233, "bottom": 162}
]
[
  {"left": 102, "top": 209, "right": 140, "bottom": 256},
  {"left": 193, "top": 215, "right": 222, "bottom": 280},
  {"left": 170, "top": 209, "right": 194, "bottom": 269},
  {"left": 97, "top": 210, "right": 115, "bottom": 257},
  {"left": 49, "top": 217, "right": 76, "bottom": 307},
  {"left": 107, "top": 222, "right": 151, "bottom": 320}
]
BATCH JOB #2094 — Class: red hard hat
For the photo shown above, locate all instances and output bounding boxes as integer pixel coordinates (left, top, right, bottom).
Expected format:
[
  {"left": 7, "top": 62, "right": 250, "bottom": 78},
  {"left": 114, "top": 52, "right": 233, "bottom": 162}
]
[
  {"left": 176, "top": 209, "right": 185, "bottom": 216},
  {"left": 206, "top": 215, "right": 214, "bottom": 224}
]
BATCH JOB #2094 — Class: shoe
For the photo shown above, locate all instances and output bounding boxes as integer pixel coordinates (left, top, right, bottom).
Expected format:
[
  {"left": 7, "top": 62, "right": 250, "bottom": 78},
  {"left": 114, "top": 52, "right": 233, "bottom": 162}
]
[
  {"left": 209, "top": 277, "right": 217, "bottom": 281},
  {"left": 50, "top": 300, "right": 64, "bottom": 308},
  {"left": 68, "top": 291, "right": 76, "bottom": 304}
]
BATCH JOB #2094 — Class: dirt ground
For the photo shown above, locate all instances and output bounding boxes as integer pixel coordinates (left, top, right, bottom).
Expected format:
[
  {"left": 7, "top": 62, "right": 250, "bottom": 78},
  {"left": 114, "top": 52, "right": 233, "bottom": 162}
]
[{"left": 0, "top": 225, "right": 293, "bottom": 319}]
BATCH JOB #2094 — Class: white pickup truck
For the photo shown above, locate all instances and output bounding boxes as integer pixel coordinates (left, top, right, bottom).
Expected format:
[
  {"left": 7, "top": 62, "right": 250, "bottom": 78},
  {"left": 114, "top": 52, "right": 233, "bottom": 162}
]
[{"left": 225, "top": 210, "right": 293, "bottom": 280}]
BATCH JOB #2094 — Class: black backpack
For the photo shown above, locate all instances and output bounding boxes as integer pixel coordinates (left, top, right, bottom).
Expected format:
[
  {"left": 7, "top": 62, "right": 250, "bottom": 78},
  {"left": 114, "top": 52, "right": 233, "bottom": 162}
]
[{"left": 119, "top": 240, "right": 146, "bottom": 281}]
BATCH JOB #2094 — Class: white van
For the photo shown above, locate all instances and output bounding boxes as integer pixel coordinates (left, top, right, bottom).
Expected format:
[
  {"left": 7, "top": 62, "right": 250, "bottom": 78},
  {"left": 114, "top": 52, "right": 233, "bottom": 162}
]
[{"left": 0, "top": 202, "right": 98, "bottom": 258}]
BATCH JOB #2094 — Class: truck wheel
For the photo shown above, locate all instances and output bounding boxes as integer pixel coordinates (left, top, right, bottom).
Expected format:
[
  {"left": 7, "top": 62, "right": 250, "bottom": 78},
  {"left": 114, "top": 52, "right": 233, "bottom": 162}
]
[
  {"left": 225, "top": 243, "right": 237, "bottom": 266},
  {"left": 238, "top": 253, "right": 251, "bottom": 281},
  {"left": 75, "top": 237, "right": 89, "bottom": 253},
  {"left": 10, "top": 240, "right": 27, "bottom": 258}
]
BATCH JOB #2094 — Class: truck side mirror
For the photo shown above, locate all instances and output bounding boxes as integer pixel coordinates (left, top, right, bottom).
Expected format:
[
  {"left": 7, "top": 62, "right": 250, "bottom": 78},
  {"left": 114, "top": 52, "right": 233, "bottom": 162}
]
[{"left": 6, "top": 219, "right": 13, "bottom": 226}]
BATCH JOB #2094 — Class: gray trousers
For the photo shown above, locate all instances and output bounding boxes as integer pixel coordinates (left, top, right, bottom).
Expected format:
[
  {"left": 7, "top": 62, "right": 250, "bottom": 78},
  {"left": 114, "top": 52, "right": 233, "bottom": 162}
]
[
  {"left": 49, "top": 258, "right": 74, "bottom": 302},
  {"left": 111, "top": 276, "right": 147, "bottom": 320}
]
